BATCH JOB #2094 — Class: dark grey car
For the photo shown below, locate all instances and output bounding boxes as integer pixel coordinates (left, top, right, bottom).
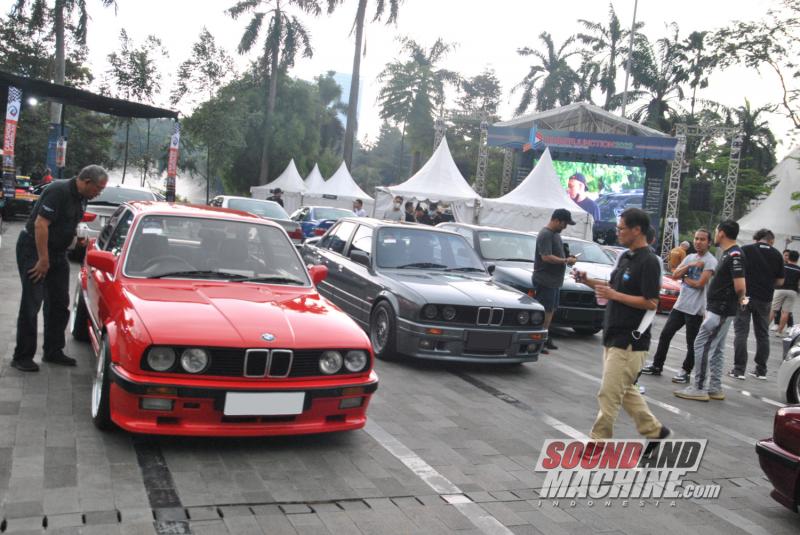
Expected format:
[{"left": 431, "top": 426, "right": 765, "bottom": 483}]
[{"left": 301, "top": 218, "right": 547, "bottom": 364}]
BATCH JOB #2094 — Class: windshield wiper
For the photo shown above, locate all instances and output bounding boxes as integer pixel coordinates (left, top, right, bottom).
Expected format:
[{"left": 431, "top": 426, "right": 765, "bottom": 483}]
[
  {"left": 234, "top": 276, "right": 305, "bottom": 285},
  {"left": 148, "top": 270, "right": 248, "bottom": 280},
  {"left": 444, "top": 266, "right": 485, "bottom": 272},
  {"left": 394, "top": 262, "right": 447, "bottom": 269},
  {"left": 493, "top": 257, "right": 532, "bottom": 263}
]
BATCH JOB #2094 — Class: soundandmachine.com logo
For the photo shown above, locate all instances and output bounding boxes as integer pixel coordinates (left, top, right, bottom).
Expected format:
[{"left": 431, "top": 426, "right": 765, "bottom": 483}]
[{"left": 535, "top": 439, "right": 720, "bottom": 504}]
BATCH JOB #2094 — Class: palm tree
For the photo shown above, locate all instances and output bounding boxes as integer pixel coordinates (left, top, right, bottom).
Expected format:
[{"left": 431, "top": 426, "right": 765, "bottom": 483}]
[
  {"left": 514, "top": 32, "right": 581, "bottom": 114},
  {"left": 377, "top": 37, "right": 459, "bottom": 172},
  {"left": 680, "top": 31, "right": 719, "bottom": 119},
  {"left": 228, "top": 0, "right": 330, "bottom": 185},
  {"left": 329, "top": 0, "right": 401, "bottom": 169},
  {"left": 727, "top": 99, "right": 777, "bottom": 175}
]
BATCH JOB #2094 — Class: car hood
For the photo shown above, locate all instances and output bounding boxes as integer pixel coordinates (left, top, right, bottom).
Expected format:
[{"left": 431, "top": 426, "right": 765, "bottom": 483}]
[
  {"left": 385, "top": 270, "right": 541, "bottom": 308},
  {"left": 491, "top": 261, "right": 594, "bottom": 292},
  {"left": 123, "top": 281, "right": 367, "bottom": 349},
  {"left": 571, "top": 261, "right": 614, "bottom": 281}
]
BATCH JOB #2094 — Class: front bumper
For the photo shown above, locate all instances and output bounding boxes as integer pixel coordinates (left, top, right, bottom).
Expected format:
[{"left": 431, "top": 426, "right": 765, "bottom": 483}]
[
  {"left": 756, "top": 438, "right": 800, "bottom": 512},
  {"left": 396, "top": 318, "right": 545, "bottom": 363},
  {"left": 108, "top": 364, "right": 378, "bottom": 436},
  {"left": 552, "top": 306, "right": 604, "bottom": 329}
]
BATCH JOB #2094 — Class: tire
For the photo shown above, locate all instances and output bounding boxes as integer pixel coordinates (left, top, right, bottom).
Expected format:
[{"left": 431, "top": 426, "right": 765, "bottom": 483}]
[
  {"left": 91, "top": 335, "right": 114, "bottom": 431},
  {"left": 573, "top": 327, "right": 602, "bottom": 336},
  {"left": 370, "top": 301, "right": 398, "bottom": 361},
  {"left": 70, "top": 288, "right": 90, "bottom": 342},
  {"left": 789, "top": 369, "right": 800, "bottom": 404}
]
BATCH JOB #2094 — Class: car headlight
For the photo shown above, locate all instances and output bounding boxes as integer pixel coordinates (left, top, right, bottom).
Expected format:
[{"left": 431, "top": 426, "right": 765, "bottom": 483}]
[
  {"left": 344, "top": 350, "right": 368, "bottom": 372},
  {"left": 422, "top": 304, "right": 438, "bottom": 320},
  {"left": 442, "top": 305, "right": 457, "bottom": 321},
  {"left": 180, "top": 348, "right": 210, "bottom": 373},
  {"left": 516, "top": 311, "right": 530, "bottom": 325},
  {"left": 319, "top": 350, "right": 343, "bottom": 374},
  {"left": 530, "top": 311, "right": 545, "bottom": 326},
  {"left": 147, "top": 347, "right": 176, "bottom": 371}
]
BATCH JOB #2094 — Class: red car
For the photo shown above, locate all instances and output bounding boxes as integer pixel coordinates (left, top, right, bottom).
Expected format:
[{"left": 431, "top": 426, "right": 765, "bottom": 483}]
[
  {"left": 658, "top": 275, "right": 681, "bottom": 313},
  {"left": 756, "top": 406, "right": 800, "bottom": 512},
  {"left": 71, "top": 202, "right": 377, "bottom": 436}
]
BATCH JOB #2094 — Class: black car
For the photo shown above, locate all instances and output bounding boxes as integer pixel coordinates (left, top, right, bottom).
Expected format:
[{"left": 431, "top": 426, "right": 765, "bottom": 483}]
[
  {"left": 439, "top": 222, "right": 605, "bottom": 335},
  {"left": 301, "top": 218, "right": 548, "bottom": 363}
]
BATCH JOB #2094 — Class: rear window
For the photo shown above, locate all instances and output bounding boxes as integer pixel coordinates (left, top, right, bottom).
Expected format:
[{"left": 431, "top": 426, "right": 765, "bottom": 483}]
[
  {"left": 90, "top": 187, "right": 157, "bottom": 205},
  {"left": 228, "top": 198, "right": 289, "bottom": 220}
]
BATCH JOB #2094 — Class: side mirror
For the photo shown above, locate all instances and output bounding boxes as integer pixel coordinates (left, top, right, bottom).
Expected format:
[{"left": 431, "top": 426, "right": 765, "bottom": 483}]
[
  {"left": 86, "top": 249, "right": 117, "bottom": 273},
  {"left": 350, "top": 250, "right": 371, "bottom": 268},
  {"left": 308, "top": 264, "right": 328, "bottom": 285},
  {"left": 486, "top": 263, "right": 496, "bottom": 275}
]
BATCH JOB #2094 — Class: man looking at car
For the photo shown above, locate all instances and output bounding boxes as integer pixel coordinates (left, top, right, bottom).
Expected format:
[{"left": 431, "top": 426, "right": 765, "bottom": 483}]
[
  {"left": 642, "top": 228, "right": 717, "bottom": 383},
  {"left": 771, "top": 249, "right": 799, "bottom": 337},
  {"left": 11, "top": 164, "right": 108, "bottom": 372},
  {"left": 533, "top": 208, "right": 578, "bottom": 354},
  {"left": 567, "top": 173, "right": 600, "bottom": 222}
]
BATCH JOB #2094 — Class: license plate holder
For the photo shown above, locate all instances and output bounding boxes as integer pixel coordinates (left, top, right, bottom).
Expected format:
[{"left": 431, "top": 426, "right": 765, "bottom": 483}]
[
  {"left": 223, "top": 392, "right": 305, "bottom": 416},
  {"left": 465, "top": 331, "right": 512, "bottom": 353}
]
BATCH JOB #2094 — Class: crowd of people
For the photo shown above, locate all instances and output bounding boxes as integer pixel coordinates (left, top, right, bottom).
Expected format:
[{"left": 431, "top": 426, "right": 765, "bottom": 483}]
[{"left": 381, "top": 195, "right": 454, "bottom": 225}]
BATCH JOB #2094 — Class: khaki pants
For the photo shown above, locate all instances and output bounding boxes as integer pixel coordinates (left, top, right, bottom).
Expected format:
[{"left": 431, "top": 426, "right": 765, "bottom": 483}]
[{"left": 590, "top": 346, "right": 662, "bottom": 440}]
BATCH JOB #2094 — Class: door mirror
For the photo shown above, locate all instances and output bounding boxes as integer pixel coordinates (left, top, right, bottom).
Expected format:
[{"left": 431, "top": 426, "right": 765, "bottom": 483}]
[
  {"left": 486, "top": 263, "right": 496, "bottom": 275},
  {"left": 350, "top": 250, "right": 371, "bottom": 268},
  {"left": 308, "top": 264, "right": 328, "bottom": 285},
  {"left": 86, "top": 249, "right": 117, "bottom": 273}
]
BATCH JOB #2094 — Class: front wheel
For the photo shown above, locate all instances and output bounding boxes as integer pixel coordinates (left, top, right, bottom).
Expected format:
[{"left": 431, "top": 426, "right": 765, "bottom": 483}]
[
  {"left": 370, "top": 302, "right": 398, "bottom": 361},
  {"left": 91, "top": 336, "right": 114, "bottom": 431},
  {"left": 789, "top": 369, "right": 800, "bottom": 404}
]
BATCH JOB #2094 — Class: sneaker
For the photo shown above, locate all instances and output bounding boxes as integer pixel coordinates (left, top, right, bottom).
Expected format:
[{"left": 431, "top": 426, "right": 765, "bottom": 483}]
[
  {"left": 10, "top": 359, "right": 39, "bottom": 372},
  {"left": 727, "top": 370, "right": 746, "bottom": 380},
  {"left": 708, "top": 390, "right": 726, "bottom": 400},
  {"left": 641, "top": 364, "right": 662, "bottom": 376},
  {"left": 674, "top": 386, "right": 710, "bottom": 401},
  {"left": 748, "top": 370, "right": 767, "bottom": 380},
  {"left": 42, "top": 353, "right": 77, "bottom": 367},
  {"left": 774, "top": 329, "right": 785, "bottom": 337},
  {"left": 769, "top": 324, "right": 778, "bottom": 332},
  {"left": 672, "top": 370, "right": 690, "bottom": 384},
  {"left": 657, "top": 426, "right": 673, "bottom": 439}
]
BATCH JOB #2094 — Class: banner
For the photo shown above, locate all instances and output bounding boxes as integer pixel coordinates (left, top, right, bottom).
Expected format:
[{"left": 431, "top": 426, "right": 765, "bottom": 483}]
[
  {"left": 55, "top": 136, "right": 67, "bottom": 168},
  {"left": 166, "top": 121, "right": 180, "bottom": 202},
  {"left": 2, "top": 86, "right": 22, "bottom": 201}
]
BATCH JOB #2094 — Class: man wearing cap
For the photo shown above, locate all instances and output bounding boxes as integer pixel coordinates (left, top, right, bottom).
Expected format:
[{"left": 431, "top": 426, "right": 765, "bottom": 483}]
[
  {"left": 267, "top": 188, "right": 284, "bottom": 207},
  {"left": 533, "top": 208, "right": 578, "bottom": 354},
  {"left": 567, "top": 173, "right": 600, "bottom": 222}
]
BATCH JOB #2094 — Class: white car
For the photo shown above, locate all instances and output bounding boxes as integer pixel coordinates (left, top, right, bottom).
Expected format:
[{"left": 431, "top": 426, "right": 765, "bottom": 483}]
[
  {"left": 777, "top": 325, "right": 800, "bottom": 403},
  {"left": 209, "top": 195, "right": 304, "bottom": 245}
]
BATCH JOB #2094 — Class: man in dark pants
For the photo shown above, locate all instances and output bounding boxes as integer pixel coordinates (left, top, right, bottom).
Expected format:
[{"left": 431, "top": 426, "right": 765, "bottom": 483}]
[
  {"left": 730, "top": 228, "right": 784, "bottom": 380},
  {"left": 642, "top": 228, "right": 717, "bottom": 382},
  {"left": 533, "top": 208, "right": 578, "bottom": 354},
  {"left": 11, "top": 165, "right": 108, "bottom": 372}
]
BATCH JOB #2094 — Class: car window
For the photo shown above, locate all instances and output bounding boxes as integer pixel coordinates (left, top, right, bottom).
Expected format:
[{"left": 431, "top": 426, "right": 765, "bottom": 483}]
[
  {"left": 476, "top": 231, "right": 536, "bottom": 261},
  {"left": 96, "top": 205, "right": 127, "bottom": 250},
  {"left": 450, "top": 227, "right": 475, "bottom": 247},
  {"left": 315, "top": 207, "right": 352, "bottom": 221},
  {"left": 375, "top": 227, "right": 485, "bottom": 271},
  {"left": 104, "top": 209, "right": 135, "bottom": 256},
  {"left": 349, "top": 225, "right": 373, "bottom": 258},
  {"left": 322, "top": 221, "right": 356, "bottom": 255},
  {"left": 227, "top": 198, "right": 289, "bottom": 220},
  {"left": 563, "top": 239, "right": 614, "bottom": 265},
  {"left": 89, "top": 187, "right": 157, "bottom": 205}
]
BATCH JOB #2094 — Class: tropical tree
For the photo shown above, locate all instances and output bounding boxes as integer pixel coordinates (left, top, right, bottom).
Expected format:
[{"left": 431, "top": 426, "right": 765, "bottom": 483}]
[
  {"left": 514, "top": 32, "right": 581, "bottom": 114},
  {"left": 227, "top": 0, "right": 331, "bottom": 185},
  {"left": 680, "top": 31, "right": 719, "bottom": 119},
  {"left": 725, "top": 99, "right": 777, "bottom": 175}
]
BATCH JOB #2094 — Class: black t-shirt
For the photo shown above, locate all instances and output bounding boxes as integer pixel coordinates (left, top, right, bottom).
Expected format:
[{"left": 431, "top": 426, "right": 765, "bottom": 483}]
[
  {"left": 707, "top": 244, "right": 746, "bottom": 316},
  {"left": 533, "top": 226, "right": 566, "bottom": 288},
  {"left": 267, "top": 195, "right": 284, "bottom": 207},
  {"left": 602, "top": 246, "right": 662, "bottom": 351},
  {"left": 741, "top": 242, "right": 784, "bottom": 301},
  {"left": 781, "top": 263, "right": 800, "bottom": 293},
  {"left": 24, "top": 178, "right": 86, "bottom": 253},
  {"left": 404, "top": 212, "right": 416, "bottom": 222}
]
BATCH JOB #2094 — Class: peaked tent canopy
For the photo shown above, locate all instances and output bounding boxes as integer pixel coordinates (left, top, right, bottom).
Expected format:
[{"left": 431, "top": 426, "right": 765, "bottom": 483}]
[
  {"left": 304, "top": 164, "right": 327, "bottom": 195},
  {"left": 250, "top": 159, "right": 306, "bottom": 213},
  {"left": 738, "top": 147, "right": 800, "bottom": 251},
  {"left": 478, "top": 148, "right": 592, "bottom": 239},
  {"left": 303, "top": 162, "right": 374, "bottom": 211}
]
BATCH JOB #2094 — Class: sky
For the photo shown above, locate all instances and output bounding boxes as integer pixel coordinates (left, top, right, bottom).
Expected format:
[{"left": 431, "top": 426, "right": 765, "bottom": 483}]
[{"left": 2, "top": 0, "right": 794, "bottom": 160}]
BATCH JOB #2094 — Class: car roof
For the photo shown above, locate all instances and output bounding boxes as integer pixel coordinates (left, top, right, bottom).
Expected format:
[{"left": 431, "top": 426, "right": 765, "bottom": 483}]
[
  {"left": 436, "top": 221, "right": 536, "bottom": 237},
  {"left": 338, "top": 217, "right": 460, "bottom": 234},
  {"left": 125, "top": 201, "right": 281, "bottom": 227}
]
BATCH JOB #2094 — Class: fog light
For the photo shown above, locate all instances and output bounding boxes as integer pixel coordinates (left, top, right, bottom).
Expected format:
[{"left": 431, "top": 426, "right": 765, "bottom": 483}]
[
  {"left": 339, "top": 397, "right": 363, "bottom": 409},
  {"left": 529, "top": 333, "right": 544, "bottom": 341},
  {"left": 140, "top": 398, "right": 174, "bottom": 411},
  {"left": 419, "top": 339, "right": 434, "bottom": 349}
]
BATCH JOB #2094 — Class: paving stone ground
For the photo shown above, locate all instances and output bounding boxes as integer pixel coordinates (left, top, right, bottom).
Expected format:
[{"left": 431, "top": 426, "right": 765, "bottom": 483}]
[{"left": 0, "top": 218, "right": 799, "bottom": 534}]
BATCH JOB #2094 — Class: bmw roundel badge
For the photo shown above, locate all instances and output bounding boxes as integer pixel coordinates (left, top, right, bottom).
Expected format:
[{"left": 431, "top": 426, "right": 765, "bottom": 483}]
[{"left": 261, "top": 333, "right": 276, "bottom": 342}]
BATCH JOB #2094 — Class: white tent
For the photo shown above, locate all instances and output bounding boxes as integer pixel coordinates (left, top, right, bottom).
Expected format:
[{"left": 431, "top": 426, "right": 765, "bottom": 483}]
[
  {"left": 250, "top": 159, "right": 306, "bottom": 213},
  {"left": 374, "top": 137, "right": 480, "bottom": 219},
  {"left": 738, "top": 147, "right": 800, "bottom": 251},
  {"left": 302, "top": 162, "right": 374, "bottom": 211},
  {"left": 477, "top": 148, "right": 593, "bottom": 239},
  {"left": 304, "top": 163, "right": 327, "bottom": 195}
]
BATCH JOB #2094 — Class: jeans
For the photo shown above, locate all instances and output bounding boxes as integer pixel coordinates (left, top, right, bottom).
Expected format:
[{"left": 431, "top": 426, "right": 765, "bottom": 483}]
[
  {"left": 650, "top": 309, "right": 704, "bottom": 372},
  {"left": 12, "top": 232, "right": 71, "bottom": 363},
  {"left": 733, "top": 298, "right": 772, "bottom": 374},
  {"left": 693, "top": 311, "right": 733, "bottom": 393}
]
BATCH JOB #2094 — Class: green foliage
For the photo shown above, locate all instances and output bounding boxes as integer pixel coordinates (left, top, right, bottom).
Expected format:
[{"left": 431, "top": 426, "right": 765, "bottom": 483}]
[{"left": 515, "top": 32, "right": 581, "bottom": 114}]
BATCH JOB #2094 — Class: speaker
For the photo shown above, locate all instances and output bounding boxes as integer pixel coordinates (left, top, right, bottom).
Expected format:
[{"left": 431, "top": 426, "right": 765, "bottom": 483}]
[{"left": 689, "top": 181, "right": 711, "bottom": 211}]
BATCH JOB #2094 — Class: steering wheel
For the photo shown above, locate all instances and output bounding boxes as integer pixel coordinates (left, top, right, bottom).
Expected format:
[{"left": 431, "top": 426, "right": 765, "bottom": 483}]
[{"left": 141, "top": 255, "right": 194, "bottom": 272}]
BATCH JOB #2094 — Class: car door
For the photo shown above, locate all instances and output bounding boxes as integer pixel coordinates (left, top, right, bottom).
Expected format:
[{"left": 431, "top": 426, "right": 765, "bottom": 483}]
[
  {"left": 340, "top": 224, "right": 379, "bottom": 327},
  {"left": 87, "top": 207, "right": 133, "bottom": 326},
  {"left": 308, "top": 221, "right": 357, "bottom": 310}
]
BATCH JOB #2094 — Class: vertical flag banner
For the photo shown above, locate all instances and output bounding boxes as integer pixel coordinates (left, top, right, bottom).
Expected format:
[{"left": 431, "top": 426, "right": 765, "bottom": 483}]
[
  {"left": 166, "top": 121, "right": 180, "bottom": 202},
  {"left": 2, "top": 86, "right": 22, "bottom": 201},
  {"left": 55, "top": 136, "right": 67, "bottom": 169}
]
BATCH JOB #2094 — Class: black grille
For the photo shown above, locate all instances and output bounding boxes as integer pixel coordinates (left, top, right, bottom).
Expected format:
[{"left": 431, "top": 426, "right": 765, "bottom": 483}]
[
  {"left": 560, "top": 290, "right": 597, "bottom": 308},
  {"left": 421, "top": 305, "right": 541, "bottom": 328},
  {"left": 244, "top": 350, "right": 268, "bottom": 377}
]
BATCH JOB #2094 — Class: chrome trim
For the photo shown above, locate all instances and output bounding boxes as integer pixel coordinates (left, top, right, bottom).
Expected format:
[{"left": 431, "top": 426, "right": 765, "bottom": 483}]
[
  {"left": 477, "top": 307, "right": 492, "bottom": 325},
  {"left": 490, "top": 308, "right": 504, "bottom": 326},
  {"left": 477, "top": 307, "right": 504, "bottom": 326},
  {"left": 243, "top": 349, "right": 269, "bottom": 378},
  {"left": 268, "top": 349, "right": 293, "bottom": 378}
]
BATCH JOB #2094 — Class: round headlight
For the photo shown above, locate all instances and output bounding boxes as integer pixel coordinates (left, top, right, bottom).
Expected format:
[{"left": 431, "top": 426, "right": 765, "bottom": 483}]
[
  {"left": 530, "top": 311, "right": 545, "bottom": 326},
  {"left": 180, "top": 348, "right": 210, "bottom": 374},
  {"left": 147, "top": 347, "right": 176, "bottom": 371},
  {"left": 344, "top": 350, "right": 368, "bottom": 372},
  {"left": 319, "top": 350, "right": 343, "bottom": 374},
  {"left": 516, "top": 311, "right": 530, "bottom": 325},
  {"left": 442, "top": 306, "right": 457, "bottom": 321},
  {"left": 422, "top": 304, "right": 438, "bottom": 320}
]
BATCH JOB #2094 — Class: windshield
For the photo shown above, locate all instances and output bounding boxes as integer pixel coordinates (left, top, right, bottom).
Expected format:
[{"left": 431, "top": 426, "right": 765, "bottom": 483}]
[
  {"left": 16, "top": 178, "right": 31, "bottom": 189},
  {"left": 375, "top": 227, "right": 485, "bottom": 272},
  {"left": 227, "top": 198, "right": 289, "bottom": 220},
  {"left": 123, "top": 215, "right": 309, "bottom": 284},
  {"left": 90, "top": 186, "right": 157, "bottom": 205},
  {"left": 475, "top": 230, "right": 536, "bottom": 261},
  {"left": 314, "top": 207, "right": 352, "bottom": 221},
  {"left": 563, "top": 239, "right": 614, "bottom": 265}
]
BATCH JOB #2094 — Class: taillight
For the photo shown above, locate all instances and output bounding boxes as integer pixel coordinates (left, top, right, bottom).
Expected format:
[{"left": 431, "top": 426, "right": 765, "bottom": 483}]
[
  {"left": 288, "top": 228, "right": 303, "bottom": 240},
  {"left": 314, "top": 227, "right": 326, "bottom": 236},
  {"left": 82, "top": 212, "right": 97, "bottom": 222}
]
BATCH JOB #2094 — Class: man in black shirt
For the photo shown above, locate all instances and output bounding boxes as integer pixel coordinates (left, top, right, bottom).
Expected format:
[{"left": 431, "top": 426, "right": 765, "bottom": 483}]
[
  {"left": 266, "top": 187, "right": 284, "bottom": 207},
  {"left": 731, "top": 229, "right": 784, "bottom": 379},
  {"left": 573, "top": 208, "right": 669, "bottom": 440},
  {"left": 404, "top": 201, "right": 416, "bottom": 222},
  {"left": 675, "top": 220, "right": 747, "bottom": 401},
  {"left": 11, "top": 165, "right": 108, "bottom": 372},
  {"left": 771, "top": 249, "right": 800, "bottom": 336}
]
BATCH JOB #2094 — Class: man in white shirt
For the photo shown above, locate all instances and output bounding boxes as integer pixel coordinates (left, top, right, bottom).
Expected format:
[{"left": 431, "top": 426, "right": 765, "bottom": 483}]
[
  {"left": 352, "top": 199, "right": 367, "bottom": 217},
  {"left": 383, "top": 196, "right": 403, "bottom": 221}
]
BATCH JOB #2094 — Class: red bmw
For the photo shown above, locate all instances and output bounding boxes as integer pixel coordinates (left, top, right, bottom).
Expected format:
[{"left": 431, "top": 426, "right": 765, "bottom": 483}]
[{"left": 71, "top": 202, "right": 377, "bottom": 436}]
